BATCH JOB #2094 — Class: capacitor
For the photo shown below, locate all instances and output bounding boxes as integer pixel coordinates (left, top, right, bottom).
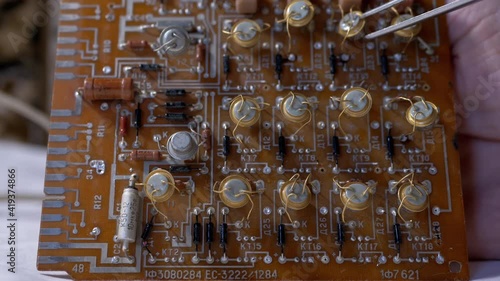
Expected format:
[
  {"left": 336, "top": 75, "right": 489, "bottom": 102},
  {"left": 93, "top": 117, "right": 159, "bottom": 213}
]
[
  {"left": 201, "top": 128, "right": 212, "bottom": 152},
  {"left": 223, "top": 135, "right": 231, "bottom": 158},
  {"left": 332, "top": 135, "right": 340, "bottom": 164},
  {"left": 130, "top": 150, "right": 163, "bottom": 161},
  {"left": 119, "top": 115, "right": 128, "bottom": 137},
  {"left": 206, "top": 221, "right": 214, "bottom": 244},
  {"left": 117, "top": 176, "right": 140, "bottom": 256},
  {"left": 337, "top": 222, "right": 345, "bottom": 248},
  {"left": 393, "top": 223, "right": 402, "bottom": 252},
  {"left": 278, "top": 134, "right": 286, "bottom": 164},
  {"left": 169, "top": 165, "right": 192, "bottom": 173},
  {"left": 164, "top": 89, "right": 187, "bottom": 96},
  {"left": 82, "top": 78, "right": 135, "bottom": 101},
  {"left": 277, "top": 223, "right": 286, "bottom": 247},
  {"left": 380, "top": 50, "right": 390, "bottom": 77},
  {"left": 386, "top": 130, "right": 395, "bottom": 160},
  {"left": 167, "top": 131, "right": 198, "bottom": 161},
  {"left": 196, "top": 43, "right": 206, "bottom": 63},
  {"left": 275, "top": 53, "right": 283, "bottom": 80},
  {"left": 160, "top": 112, "right": 188, "bottom": 121},
  {"left": 223, "top": 55, "right": 230, "bottom": 76},
  {"left": 126, "top": 40, "right": 149, "bottom": 51},
  {"left": 165, "top": 101, "right": 187, "bottom": 109}
]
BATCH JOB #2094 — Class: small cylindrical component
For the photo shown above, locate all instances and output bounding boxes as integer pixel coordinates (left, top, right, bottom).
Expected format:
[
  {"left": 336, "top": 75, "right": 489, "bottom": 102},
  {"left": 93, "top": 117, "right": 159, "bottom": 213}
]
[
  {"left": 164, "top": 89, "right": 187, "bottom": 96},
  {"left": 230, "top": 19, "right": 262, "bottom": 48},
  {"left": 275, "top": 54, "right": 283, "bottom": 79},
  {"left": 391, "top": 13, "right": 422, "bottom": 42},
  {"left": 130, "top": 150, "right": 162, "bottom": 161},
  {"left": 406, "top": 100, "right": 439, "bottom": 129},
  {"left": 144, "top": 169, "right": 176, "bottom": 203},
  {"left": 222, "top": 135, "right": 231, "bottom": 157},
  {"left": 278, "top": 135, "right": 286, "bottom": 160},
  {"left": 133, "top": 107, "right": 142, "bottom": 129},
  {"left": 162, "top": 113, "right": 188, "bottom": 121},
  {"left": 381, "top": 51, "right": 389, "bottom": 76},
  {"left": 340, "top": 182, "right": 371, "bottom": 211},
  {"left": 280, "top": 180, "right": 311, "bottom": 210},
  {"left": 223, "top": 55, "right": 231, "bottom": 75},
  {"left": 141, "top": 216, "right": 154, "bottom": 240},
  {"left": 329, "top": 53, "right": 337, "bottom": 75},
  {"left": 393, "top": 223, "right": 402, "bottom": 248},
  {"left": 337, "top": 222, "right": 345, "bottom": 244},
  {"left": 82, "top": 78, "right": 135, "bottom": 101},
  {"left": 220, "top": 223, "right": 228, "bottom": 245},
  {"left": 167, "top": 131, "right": 198, "bottom": 161},
  {"left": 332, "top": 135, "right": 340, "bottom": 160},
  {"left": 120, "top": 115, "right": 128, "bottom": 137},
  {"left": 218, "top": 175, "right": 251, "bottom": 208},
  {"left": 165, "top": 101, "right": 187, "bottom": 109},
  {"left": 206, "top": 222, "right": 214, "bottom": 243},
  {"left": 193, "top": 222, "right": 202, "bottom": 245},
  {"left": 140, "top": 64, "right": 162, "bottom": 71},
  {"left": 386, "top": 132, "right": 395, "bottom": 159},
  {"left": 202, "top": 128, "right": 212, "bottom": 151},
  {"left": 340, "top": 88, "right": 372, "bottom": 118},
  {"left": 126, "top": 40, "right": 149, "bottom": 51},
  {"left": 280, "top": 93, "right": 309, "bottom": 123},
  {"left": 277, "top": 223, "right": 286, "bottom": 246},
  {"left": 196, "top": 43, "right": 206, "bottom": 63},
  {"left": 169, "top": 165, "right": 192, "bottom": 173},
  {"left": 117, "top": 186, "right": 140, "bottom": 251},
  {"left": 338, "top": 11, "right": 365, "bottom": 40}
]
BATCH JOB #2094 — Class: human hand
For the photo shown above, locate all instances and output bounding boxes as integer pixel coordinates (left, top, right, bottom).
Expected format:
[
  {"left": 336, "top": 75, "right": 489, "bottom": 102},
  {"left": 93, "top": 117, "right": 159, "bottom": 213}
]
[{"left": 446, "top": 0, "right": 500, "bottom": 260}]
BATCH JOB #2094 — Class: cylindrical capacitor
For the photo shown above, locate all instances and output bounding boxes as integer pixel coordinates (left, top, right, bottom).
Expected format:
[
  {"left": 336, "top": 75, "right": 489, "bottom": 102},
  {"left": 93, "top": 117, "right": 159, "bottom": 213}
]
[
  {"left": 83, "top": 78, "right": 135, "bottom": 101},
  {"left": 202, "top": 128, "right": 212, "bottom": 151},
  {"left": 223, "top": 135, "right": 231, "bottom": 157},
  {"left": 278, "top": 223, "right": 286, "bottom": 246},
  {"left": 393, "top": 223, "right": 402, "bottom": 247},
  {"left": 120, "top": 115, "right": 128, "bottom": 137},
  {"left": 386, "top": 132, "right": 395, "bottom": 159},
  {"left": 193, "top": 222, "right": 202, "bottom": 245},
  {"left": 206, "top": 222, "right": 214, "bottom": 243},
  {"left": 117, "top": 186, "right": 140, "bottom": 251},
  {"left": 130, "top": 150, "right": 162, "bottom": 161},
  {"left": 278, "top": 135, "right": 286, "bottom": 159},
  {"left": 381, "top": 51, "right": 390, "bottom": 76},
  {"left": 223, "top": 55, "right": 230, "bottom": 75},
  {"left": 333, "top": 135, "right": 340, "bottom": 159},
  {"left": 196, "top": 43, "right": 206, "bottom": 63},
  {"left": 220, "top": 223, "right": 228, "bottom": 245}
]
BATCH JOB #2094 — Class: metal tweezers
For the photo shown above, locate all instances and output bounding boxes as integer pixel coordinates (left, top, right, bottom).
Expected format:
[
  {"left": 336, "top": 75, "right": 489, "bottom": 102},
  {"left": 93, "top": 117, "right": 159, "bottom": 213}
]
[{"left": 364, "top": 0, "right": 486, "bottom": 39}]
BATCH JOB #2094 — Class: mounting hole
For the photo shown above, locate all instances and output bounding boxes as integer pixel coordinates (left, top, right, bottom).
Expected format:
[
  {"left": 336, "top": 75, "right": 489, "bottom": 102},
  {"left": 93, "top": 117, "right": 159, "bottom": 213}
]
[
  {"left": 263, "top": 84, "right": 270, "bottom": 91},
  {"left": 422, "top": 84, "right": 431, "bottom": 92},
  {"left": 449, "top": 261, "right": 462, "bottom": 273},
  {"left": 319, "top": 167, "right": 325, "bottom": 173}
]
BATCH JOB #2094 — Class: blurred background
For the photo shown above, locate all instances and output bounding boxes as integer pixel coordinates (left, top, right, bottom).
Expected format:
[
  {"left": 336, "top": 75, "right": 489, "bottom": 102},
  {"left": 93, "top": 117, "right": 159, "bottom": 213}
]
[{"left": 0, "top": 0, "right": 55, "bottom": 144}]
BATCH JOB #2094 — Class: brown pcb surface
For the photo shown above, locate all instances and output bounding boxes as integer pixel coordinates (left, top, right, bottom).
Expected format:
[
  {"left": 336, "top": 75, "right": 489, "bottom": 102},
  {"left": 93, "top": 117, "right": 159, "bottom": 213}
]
[{"left": 38, "top": 0, "right": 468, "bottom": 280}]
